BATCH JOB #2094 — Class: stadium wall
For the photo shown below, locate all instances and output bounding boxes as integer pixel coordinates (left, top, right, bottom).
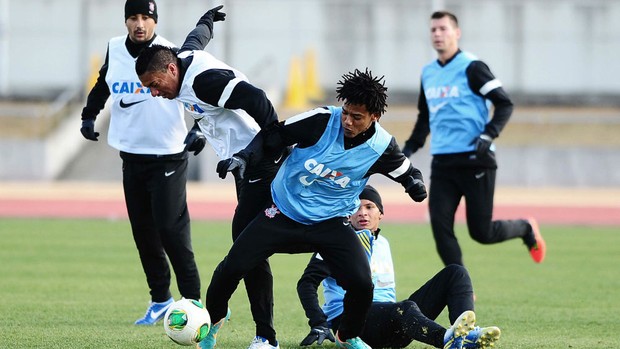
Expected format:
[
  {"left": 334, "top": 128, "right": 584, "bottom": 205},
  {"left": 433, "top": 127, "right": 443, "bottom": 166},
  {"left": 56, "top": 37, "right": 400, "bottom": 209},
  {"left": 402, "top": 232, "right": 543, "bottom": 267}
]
[
  {"left": 1, "top": 0, "right": 620, "bottom": 103},
  {"left": 1, "top": 0, "right": 619, "bottom": 185}
]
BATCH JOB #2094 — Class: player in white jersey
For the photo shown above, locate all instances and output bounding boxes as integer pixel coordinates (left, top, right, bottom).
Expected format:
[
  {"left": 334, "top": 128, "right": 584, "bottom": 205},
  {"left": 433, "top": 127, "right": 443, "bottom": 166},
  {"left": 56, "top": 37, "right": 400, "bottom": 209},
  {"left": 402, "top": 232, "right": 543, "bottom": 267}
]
[
  {"left": 135, "top": 14, "right": 287, "bottom": 347},
  {"left": 79, "top": 0, "right": 224, "bottom": 325}
]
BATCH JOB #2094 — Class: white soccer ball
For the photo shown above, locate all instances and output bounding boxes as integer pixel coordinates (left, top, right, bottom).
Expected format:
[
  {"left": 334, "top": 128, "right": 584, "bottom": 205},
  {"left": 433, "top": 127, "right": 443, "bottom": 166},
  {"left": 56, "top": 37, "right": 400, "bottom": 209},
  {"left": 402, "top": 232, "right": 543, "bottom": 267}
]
[{"left": 163, "top": 299, "right": 211, "bottom": 346}]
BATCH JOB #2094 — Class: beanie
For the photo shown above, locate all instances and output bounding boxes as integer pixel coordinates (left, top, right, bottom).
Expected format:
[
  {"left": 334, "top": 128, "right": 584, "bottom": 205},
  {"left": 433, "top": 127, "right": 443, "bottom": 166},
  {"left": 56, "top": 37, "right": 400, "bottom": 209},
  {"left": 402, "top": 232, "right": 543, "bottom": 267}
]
[
  {"left": 125, "top": 0, "right": 158, "bottom": 23},
  {"left": 359, "top": 185, "right": 384, "bottom": 213}
]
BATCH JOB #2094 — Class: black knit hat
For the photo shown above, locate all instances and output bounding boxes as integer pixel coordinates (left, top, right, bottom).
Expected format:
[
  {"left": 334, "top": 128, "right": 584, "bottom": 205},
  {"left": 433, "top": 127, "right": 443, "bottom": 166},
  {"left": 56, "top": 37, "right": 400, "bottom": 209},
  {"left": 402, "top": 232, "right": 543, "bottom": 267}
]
[
  {"left": 359, "top": 185, "right": 384, "bottom": 213},
  {"left": 125, "top": 0, "right": 158, "bottom": 23}
]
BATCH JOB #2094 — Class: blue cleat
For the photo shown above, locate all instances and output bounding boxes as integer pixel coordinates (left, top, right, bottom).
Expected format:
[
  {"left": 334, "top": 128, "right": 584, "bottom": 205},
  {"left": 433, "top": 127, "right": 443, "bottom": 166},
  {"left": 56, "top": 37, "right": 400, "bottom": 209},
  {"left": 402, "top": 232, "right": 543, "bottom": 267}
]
[
  {"left": 463, "top": 326, "right": 501, "bottom": 348},
  {"left": 134, "top": 297, "right": 174, "bottom": 325},
  {"left": 444, "top": 310, "right": 476, "bottom": 349},
  {"left": 196, "top": 308, "right": 231, "bottom": 349},
  {"left": 335, "top": 332, "right": 371, "bottom": 349}
]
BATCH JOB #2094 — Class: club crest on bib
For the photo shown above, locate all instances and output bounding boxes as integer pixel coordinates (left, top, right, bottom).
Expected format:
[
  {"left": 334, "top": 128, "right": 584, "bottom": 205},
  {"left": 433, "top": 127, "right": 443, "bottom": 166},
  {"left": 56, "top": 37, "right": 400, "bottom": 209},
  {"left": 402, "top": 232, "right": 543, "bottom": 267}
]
[
  {"left": 264, "top": 204, "right": 280, "bottom": 218},
  {"left": 183, "top": 102, "right": 205, "bottom": 114}
]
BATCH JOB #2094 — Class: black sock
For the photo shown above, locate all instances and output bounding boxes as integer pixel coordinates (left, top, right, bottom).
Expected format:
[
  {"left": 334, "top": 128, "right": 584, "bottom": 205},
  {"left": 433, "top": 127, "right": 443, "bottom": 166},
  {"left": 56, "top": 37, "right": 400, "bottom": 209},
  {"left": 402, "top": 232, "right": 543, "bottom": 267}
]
[{"left": 522, "top": 223, "right": 537, "bottom": 248}]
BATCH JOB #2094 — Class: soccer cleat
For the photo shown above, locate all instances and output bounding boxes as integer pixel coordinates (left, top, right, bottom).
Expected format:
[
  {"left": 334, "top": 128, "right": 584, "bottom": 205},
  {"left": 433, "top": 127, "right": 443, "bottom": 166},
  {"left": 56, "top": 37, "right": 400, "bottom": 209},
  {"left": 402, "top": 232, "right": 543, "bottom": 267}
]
[
  {"left": 134, "top": 296, "right": 174, "bottom": 325},
  {"left": 196, "top": 308, "right": 232, "bottom": 349},
  {"left": 444, "top": 310, "right": 476, "bottom": 349},
  {"left": 463, "top": 326, "right": 501, "bottom": 348},
  {"left": 247, "top": 336, "right": 280, "bottom": 349},
  {"left": 527, "top": 218, "right": 546, "bottom": 263},
  {"left": 335, "top": 332, "right": 371, "bottom": 349}
]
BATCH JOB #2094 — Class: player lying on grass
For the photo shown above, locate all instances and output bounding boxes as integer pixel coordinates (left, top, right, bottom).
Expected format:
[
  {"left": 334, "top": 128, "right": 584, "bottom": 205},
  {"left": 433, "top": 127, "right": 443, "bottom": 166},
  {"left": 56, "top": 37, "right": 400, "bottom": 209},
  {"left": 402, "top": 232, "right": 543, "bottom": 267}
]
[{"left": 297, "top": 185, "right": 501, "bottom": 349}]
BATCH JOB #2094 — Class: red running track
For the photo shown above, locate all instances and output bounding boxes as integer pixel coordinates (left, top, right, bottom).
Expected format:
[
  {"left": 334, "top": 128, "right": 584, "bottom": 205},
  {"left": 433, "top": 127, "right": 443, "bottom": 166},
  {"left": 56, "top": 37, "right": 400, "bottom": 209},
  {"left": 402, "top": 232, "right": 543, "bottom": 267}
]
[{"left": 1, "top": 198, "right": 619, "bottom": 226}]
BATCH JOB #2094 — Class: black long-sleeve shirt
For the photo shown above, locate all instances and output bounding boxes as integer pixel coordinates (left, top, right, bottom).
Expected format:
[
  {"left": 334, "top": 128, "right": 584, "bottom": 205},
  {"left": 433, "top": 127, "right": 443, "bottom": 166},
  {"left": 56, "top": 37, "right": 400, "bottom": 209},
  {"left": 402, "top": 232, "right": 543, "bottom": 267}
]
[
  {"left": 297, "top": 227, "right": 382, "bottom": 327},
  {"left": 297, "top": 251, "right": 333, "bottom": 328}
]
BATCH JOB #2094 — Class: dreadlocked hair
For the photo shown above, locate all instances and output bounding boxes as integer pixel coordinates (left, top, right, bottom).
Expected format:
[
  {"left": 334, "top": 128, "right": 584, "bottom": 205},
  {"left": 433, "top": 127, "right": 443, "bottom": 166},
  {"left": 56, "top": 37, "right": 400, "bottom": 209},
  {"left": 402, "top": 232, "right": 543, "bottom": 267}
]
[
  {"left": 336, "top": 68, "right": 388, "bottom": 115},
  {"left": 135, "top": 44, "right": 177, "bottom": 77}
]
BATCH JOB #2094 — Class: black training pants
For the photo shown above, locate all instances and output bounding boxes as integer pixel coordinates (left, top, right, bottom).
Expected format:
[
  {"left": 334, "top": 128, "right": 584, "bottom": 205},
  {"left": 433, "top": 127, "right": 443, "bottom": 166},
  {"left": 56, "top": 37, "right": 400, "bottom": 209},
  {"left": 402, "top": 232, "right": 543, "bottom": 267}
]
[
  {"left": 429, "top": 164, "right": 530, "bottom": 266},
  {"left": 230, "top": 170, "right": 276, "bottom": 340},
  {"left": 122, "top": 153, "right": 200, "bottom": 301},
  {"left": 206, "top": 208, "right": 374, "bottom": 341}
]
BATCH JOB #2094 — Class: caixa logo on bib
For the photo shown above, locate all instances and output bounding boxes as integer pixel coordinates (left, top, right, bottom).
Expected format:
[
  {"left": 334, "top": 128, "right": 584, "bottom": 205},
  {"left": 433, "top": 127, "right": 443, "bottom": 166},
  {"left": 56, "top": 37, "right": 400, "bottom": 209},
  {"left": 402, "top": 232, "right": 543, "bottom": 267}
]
[
  {"left": 299, "top": 159, "right": 350, "bottom": 188},
  {"left": 111, "top": 81, "right": 149, "bottom": 94},
  {"left": 425, "top": 85, "right": 460, "bottom": 99}
]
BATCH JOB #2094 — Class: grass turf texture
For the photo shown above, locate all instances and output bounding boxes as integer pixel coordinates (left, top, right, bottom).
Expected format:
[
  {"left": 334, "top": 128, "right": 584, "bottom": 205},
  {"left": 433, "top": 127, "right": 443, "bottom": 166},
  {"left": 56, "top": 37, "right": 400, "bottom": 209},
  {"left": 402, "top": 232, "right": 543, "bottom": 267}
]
[{"left": 1, "top": 218, "right": 618, "bottom": 348}]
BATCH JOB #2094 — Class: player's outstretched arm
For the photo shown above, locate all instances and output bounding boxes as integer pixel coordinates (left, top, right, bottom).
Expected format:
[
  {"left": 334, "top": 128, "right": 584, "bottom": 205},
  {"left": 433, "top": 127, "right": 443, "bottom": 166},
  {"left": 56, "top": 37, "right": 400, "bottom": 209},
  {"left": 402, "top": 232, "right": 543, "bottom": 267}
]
[{"left": 179, "top": 5, "right": 226, "bottom": 52}]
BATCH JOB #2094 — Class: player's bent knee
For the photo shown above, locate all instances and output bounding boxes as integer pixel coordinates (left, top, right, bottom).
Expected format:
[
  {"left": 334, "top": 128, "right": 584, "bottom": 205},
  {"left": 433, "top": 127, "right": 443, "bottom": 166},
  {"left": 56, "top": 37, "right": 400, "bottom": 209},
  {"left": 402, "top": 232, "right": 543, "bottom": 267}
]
[
  {"left": 444, "top": 264, "right": 468, "bottom": 277},
  {"left": 471, "top": 234, "right": 495, "bottom": 244}
]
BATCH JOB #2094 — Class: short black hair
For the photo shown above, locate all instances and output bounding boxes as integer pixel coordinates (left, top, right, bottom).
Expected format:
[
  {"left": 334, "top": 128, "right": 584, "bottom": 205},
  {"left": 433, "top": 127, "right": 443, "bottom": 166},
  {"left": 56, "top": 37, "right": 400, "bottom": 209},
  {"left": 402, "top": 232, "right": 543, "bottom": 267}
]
[
  {"left": 431, "top": 11, "right": 459, "bottom": 27},
  {"left": 336, "top": 68, "right": 388, "bottom": 115},
  {"left": 135, "top": 44, "right": 177, "bottom": 77}
]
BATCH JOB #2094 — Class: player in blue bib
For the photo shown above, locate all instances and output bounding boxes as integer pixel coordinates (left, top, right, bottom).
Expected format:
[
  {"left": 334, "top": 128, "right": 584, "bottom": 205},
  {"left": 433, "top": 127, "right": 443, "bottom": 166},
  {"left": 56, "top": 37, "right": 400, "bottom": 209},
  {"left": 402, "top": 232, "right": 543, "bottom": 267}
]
[
  {"left": 203, "top": 69, "right": 428, "bottom": 349},
  {"left": 402, "top": 11, "right": 546, "bottom": 267}
]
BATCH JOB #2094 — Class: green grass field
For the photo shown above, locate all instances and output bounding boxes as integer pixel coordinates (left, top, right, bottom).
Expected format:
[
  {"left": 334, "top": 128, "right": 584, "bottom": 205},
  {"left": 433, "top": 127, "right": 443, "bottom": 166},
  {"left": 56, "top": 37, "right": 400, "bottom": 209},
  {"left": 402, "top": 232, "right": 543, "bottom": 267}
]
[{"left": 1, "top": 218, "right": 618, "bottom": 349}]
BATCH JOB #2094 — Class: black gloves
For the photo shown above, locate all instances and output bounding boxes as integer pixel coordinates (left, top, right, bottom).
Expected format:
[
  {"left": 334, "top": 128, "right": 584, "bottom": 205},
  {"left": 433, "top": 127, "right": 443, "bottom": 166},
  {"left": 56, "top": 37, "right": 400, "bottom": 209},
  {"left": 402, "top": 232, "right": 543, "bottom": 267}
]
[
  {"left": 299, "top": 326, "right": 335, "bottom": 346},
  {"left": 216, "top": 156, "right": 247, "bottom": 180},
  {"left": 197, "top": 5, "right": 226, "bottom": 27},
  {"left": 470, "top": 133, "right": 493, "bottom": 158},
  {"left": 405, "top": 178, "right": 427, "bottom": 202},
  {"left": 80, "top": 119, "right": 99, "bottom": 141},
  {"left": 184, "top": 122, "right": 206, "bottom": 156},
  {"left": 401, "top": 143, "right": 419, "bottom": 158},
  {"left": 402, "top": 145, "right": 413, "bottom": 158}
]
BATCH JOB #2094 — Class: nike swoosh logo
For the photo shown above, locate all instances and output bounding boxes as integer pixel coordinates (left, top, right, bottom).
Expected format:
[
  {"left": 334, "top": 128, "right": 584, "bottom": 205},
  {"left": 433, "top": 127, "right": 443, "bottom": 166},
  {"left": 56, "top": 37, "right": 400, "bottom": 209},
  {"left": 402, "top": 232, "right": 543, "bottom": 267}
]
[
  {"left": 119, "top": 99, "right": 147, "bottom": 108},
  {"left": 343, "top": 221, "right": 350, "bottom": 226},
  {"left": 165, "top": 171, "right": 176, "bottom": 177},
  {"left": 274, "top": 153, "right": 284, "bottom": 164},
  {"left": 429, "top": 101, "right": 448, "bottom": 114},
  {"left": 248, "top": 178, "right": 262, "bottom": 183},
  {"left": 149, "top": 306, "right": 168, "bottom": 320},
  {"left": 475, "top": 172, "right": 485, "bottom": 179},
  {"left": 299, "top": 176, "right": 317, "bottom": 186}
]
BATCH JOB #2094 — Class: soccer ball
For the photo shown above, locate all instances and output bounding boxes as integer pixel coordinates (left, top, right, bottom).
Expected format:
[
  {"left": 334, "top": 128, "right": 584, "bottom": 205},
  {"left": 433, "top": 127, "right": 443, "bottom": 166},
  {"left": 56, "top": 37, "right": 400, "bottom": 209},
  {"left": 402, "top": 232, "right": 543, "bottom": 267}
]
[{"left": 163, "top": 299, "right": 211, "bottom": 346}]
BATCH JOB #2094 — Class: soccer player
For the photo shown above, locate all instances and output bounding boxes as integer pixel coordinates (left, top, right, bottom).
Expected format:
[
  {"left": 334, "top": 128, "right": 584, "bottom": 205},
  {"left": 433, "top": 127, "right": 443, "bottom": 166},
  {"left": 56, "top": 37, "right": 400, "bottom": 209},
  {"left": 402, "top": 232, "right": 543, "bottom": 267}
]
[
  {"left": 135, "top": 11, "right": 287, "bottom": 346},
  {"left": 202, "top": 68, "right": 428, "bottom": 349},
  {"left": 79, "top": 0, "right": 224, "bottom": 325},
  {"left": 401, "top": 11, "right": 546, "bottom": 267},
  {"left": 297, "top": 185, "right": 501, "bottom": 349}
]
